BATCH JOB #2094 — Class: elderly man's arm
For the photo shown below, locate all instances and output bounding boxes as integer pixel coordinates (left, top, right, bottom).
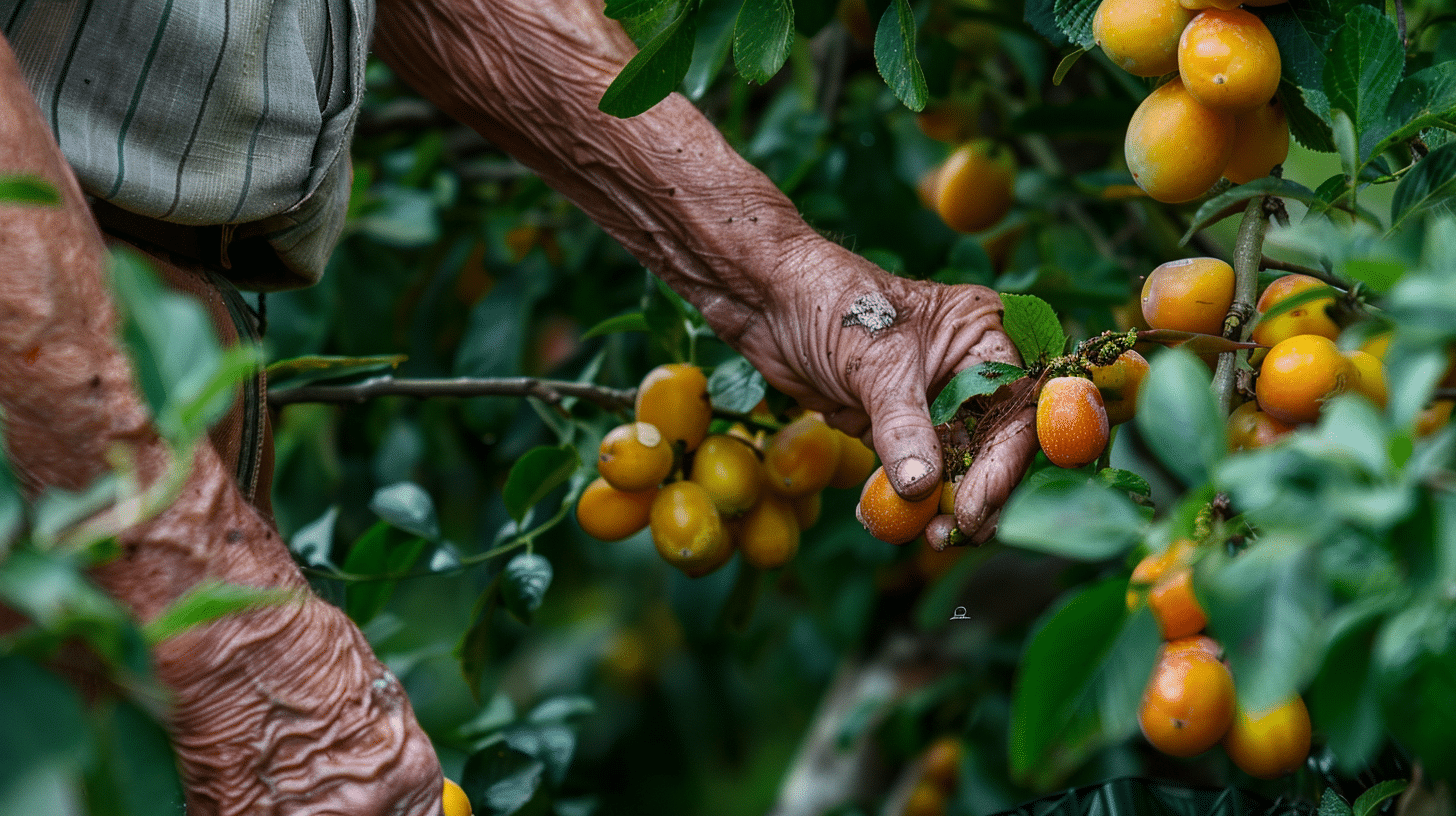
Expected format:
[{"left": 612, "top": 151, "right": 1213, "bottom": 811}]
[
  {"left": 0, "top": 35, "right": 442, "bottom": 816},
  {"left": 373, "top": 0, "right": 1037, "bottom": 537}
]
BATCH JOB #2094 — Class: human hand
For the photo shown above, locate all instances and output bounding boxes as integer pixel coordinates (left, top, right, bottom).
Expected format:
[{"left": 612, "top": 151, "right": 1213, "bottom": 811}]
[{"left": 723, "top": 239, "right": 1038, "bottom": 544}]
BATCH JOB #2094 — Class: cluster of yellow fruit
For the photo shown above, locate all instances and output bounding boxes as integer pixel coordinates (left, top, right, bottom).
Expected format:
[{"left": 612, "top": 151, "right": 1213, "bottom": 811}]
[
  {"left": 443, "top": 778, "right": 472, "bottom": 816},
  {"left": 1034, "top": 348, "right": 1150, "bottom": 469},
  {"left": 1139, "top": 256, "right": 1452, "bottom": 444},
  {"left": 1094, "top": 0, "right": 1291, "bottom": 203},
  {"left": 1128, "top": 539, "right": 1312, "bottom": 777},
  {"left": 575, "top": 363, "right": 878, "bottom": 576}
]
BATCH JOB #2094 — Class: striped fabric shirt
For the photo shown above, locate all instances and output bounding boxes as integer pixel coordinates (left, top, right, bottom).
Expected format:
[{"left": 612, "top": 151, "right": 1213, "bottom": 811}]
[{"left": 2, "top": 0, "right": 375, "bottom": 289}]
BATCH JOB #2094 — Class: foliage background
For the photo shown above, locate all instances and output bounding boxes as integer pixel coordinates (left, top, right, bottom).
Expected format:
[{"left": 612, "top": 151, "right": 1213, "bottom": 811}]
[{"left": 1, "top": 0, "right": 1455, "bottom": 814}]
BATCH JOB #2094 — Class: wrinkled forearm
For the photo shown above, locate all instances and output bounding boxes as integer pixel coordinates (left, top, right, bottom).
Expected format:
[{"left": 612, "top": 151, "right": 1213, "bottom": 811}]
[{"left": 372, "top": 0, "right": 836, "bottom": 342}]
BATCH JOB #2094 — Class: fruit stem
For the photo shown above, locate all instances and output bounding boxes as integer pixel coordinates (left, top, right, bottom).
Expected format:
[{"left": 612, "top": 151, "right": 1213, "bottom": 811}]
[{"left": 1213, "top": 196, "right": 1271, "bottom": 417}]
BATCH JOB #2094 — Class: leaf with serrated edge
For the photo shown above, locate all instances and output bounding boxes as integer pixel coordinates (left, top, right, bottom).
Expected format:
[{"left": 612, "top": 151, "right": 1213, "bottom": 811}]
[
  {"left": 1391, "top": 143, "right": 1456, "bottom": 232},
  {"left": 873, "top": 0, "right": 927, "bottom": 111},
  {"left": 1052, "top": 0, "right": 1098, "bottom": 48},
  {"left": 1323, "top": 5, "right": 1403, "bottom": 162},
  {"left": 1000, "top": 293, "right": 1066, "bottom": 367},
  {"left": 928, "top": 362, "right": 1026, "bottom": 426}
]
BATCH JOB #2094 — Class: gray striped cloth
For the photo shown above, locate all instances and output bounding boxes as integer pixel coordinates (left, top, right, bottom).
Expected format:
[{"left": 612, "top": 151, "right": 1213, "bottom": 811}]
[{"left": 2, "top": 0, "right": 375, "bottom": 289}]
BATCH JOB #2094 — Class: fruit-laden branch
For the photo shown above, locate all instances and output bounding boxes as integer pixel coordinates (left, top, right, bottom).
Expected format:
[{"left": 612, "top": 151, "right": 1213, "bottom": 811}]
[
  {"left": 1213, "top": 196, "right": 1272, "bottom": 416},
  {"left": 268, "top": 375, "right": 636, "bottom": 413}
]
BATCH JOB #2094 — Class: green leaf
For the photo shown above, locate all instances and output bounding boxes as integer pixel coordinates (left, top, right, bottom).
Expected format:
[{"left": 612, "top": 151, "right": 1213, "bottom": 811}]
[
  {"left": 1318, "top": 789, "right": 1355, "bottom": 816},
  {"left": 580, "top": 311, "right": 650, "bottom": 340},
  {"left": 1008, "top": 579, "right": 1159, "bottom": 789},
  {"left": 370, "top": 482, "right": 440, "bottom": 541},
  {"left": 873, "top": 0, "right": 928, "bottom": 112},
  {"left": 998, "top": 475, "right": 1148, "bottom": 560},
  {"left": 142, "top": 580, "right": 295, "bottom": 644},
  {"left": 1309, "top": 613, "right": 1385, "bottom": 772},
  {"left": 1133, "top": 348, "right": 1225, "bottom": 486},
  {"left": 1367, "top": 61, "right": 1456, "bottom": 162},
  {"left": 707, "top": 356, "right": 767, "bottom": 414},
  {"left": 1000, "top": 293, "right": 1066, "bottom": 367},
  {"left": 342, "top": 522, "right": 426, "bottom": 626},
  {"left": 505, "top": 723, "right": 577, "bottom": 787},
  {"left": 503, "top": 446, "right": 579, "bottom": 524},
  {"left": 1323, "top": 5, "right": 1404, "bottom": 162},
  {"left": 683, "top": 0, "right": 740, "bottom": 98},
  {"left": 461, "top": 740, "right": 546, "bottom": 816},
  {"left": 928, "top": 362, "right": 1026, "bottom": 426},
  {"left": 290, "top": 506, "right": 339, "bottom": 569},
  {"left": 600, "top": 1, "right": 699, "bottom": 118},
  {"left": 605, "top": 0, "right": 673, "bottom": 19},
  {"left": 1281, "top": 83, "right": 1338, "bottom": 153},
  {"left": 1096, "top": 467, "right": 1151, "bottom": 500},
  {"left": 0, "top": 657, "right": 89, "bottom": 810},
  {"left": 0, "top": 174, "right": 60, "bottom": 206},
  {"left": 264, "top": 354, "right": 405, "bottom": 391},
  {"left": 1391, "top": 143, "right": 1456, "bottom": 232},
  {"left": 0, "top": 445, "right": 22, "bottom": 551},
  {"left": 1353, "top": 779, "right": 1408, "bottom": 816},
  {"left": 500, "top": 553, "right": 553, "bottom": 625},
  {"left": 1136, "top": 329, "right": 1262, "bottom": 356},
  {"left": 528, "top": 696, "right": 597, "bottom": 724},
  {"left": 82, "top": 700, "right": 185, "bottom": 816},
  {"left": 1023, "top": 0, "right": 1069, "bottom": 47},
  {"left": 459, "top": 583, "right": 501, "bottom": 703},
  {"left": 1052, "top": 0, "right": 1098, "bottom": 48},
  {"left": 1180, "top": 177, "right": 1322, "bottom": 242},
  {"left": 1050, "top": 48, "right": 1084, "bottom": 87},
  {"left": 733, "top": 0, "right": 793, "bottom": 84}
]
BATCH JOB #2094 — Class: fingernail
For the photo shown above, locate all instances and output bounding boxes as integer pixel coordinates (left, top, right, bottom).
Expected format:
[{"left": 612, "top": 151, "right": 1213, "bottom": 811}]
[{"left": 896, "top": 456, "right": 933, "bottom": 491}]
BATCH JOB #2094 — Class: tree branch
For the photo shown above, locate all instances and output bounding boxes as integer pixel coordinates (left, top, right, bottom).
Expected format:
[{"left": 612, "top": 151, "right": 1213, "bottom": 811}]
[
  {"left": 1213, "top": 197, "right": 1271, "bottom": 417},
  {"left": 268, "top": 375, "right": 636, "bottom": 412}
]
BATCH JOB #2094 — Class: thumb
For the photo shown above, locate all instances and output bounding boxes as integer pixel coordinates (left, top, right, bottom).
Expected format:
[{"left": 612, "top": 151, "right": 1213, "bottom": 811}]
[{"left": 866, "top": 396, "right": 944, "bottom": 502}]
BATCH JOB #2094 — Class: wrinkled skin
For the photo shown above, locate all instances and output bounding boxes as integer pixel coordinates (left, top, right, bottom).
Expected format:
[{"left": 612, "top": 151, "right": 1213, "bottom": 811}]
[
  {"left": 0, "top": 1, "right": 1036, "bottom": 815},
  {"left": 374, "top": 0, "right": 1038, "bottom": 541}
]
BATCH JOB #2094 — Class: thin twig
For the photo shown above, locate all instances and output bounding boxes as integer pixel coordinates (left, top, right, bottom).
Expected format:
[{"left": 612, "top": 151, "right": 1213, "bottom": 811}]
[
  {"left": 1213, "top": 197, "right": 1271, "bottom": 417},
  {"left": 269, "top": 374, "right": 636, "bottom": 412},
  {"left": 1260, "top": 255, "right": 1350, "bottom": 290}
]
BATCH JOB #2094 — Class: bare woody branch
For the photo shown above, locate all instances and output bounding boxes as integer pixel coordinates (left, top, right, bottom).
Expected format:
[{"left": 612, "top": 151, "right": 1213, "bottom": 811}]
[{"left": 268, "top": 375, "right": 636, "bottom": 412}]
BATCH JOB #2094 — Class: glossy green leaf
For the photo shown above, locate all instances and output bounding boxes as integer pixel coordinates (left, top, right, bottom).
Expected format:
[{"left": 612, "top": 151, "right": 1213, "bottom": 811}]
[
  {"left": 605, "top": 0, "right": 674, "bottom": 19},
  {"left": 683, "top": 0, "right": 740, "bottom": 99},
  {"left": 505, "top": 724, "right": 576, "bottom": 787},
  {"left": 290, "top": 506, "right": 340, "bottom": 569},
  {"left": 343, "top": 522, "right": 425, "bottom": 625},
  {"left": 503, "top": 446, "right": 579, "bottom": 524},
  {"left": 1366, "top": 61, "right": 1456, "bottom": 162},
  {"left": 0, "top": 174, "right": 60, "bottom": 206},
  {"left": 580, "top": 311, "right": 650, "bottom": 340},
  {"left": 707, "top": 355, "right": 767, "bottom": 414},
  {"left": 1391, "top": 143, "right": 1456, "bottom": 232},
  {"left": 1353, "top": 779, "right": 1408, "bottom": 816},
  {"left": 928, "top": 362, "right": 1025, "bottom": 426},
  {"left": 500, "top": 553, "right": 554, "bottom": 625},
  {"left": 1319, "top": 789, "right": 1355, "bottom": 816},
  {"left": 143, "top": 580, "right": 295, "bottom": 645},
  {"left": 82, "top": 699, "right": 185, "bottom": 816},
  {"left": 370, "top": 482, "right": 440, "bottom": 541},
  {"left": 1134, "top": 349, "right": 1225, "bottom": 486},
  {"left": 1179, "top": 176, "right": 1322, "bottom": 243},
  {"left": 733, "top": 0, "right": 793, "bottom": 84},
  {"left": 0, "top": 656, "right": 89, "bottom": 809},
  {"left": 999, "top": 475, "right": 1147, "bottom": 560},
  {"left": 873, "top": 0, "right": 928, "bottom": 112},
  {"left": 1000, "top": 293, "right": 1066, "bottom": 367},
  {"left": 600, "top": 1, "right": 699, "bottom": 118}
]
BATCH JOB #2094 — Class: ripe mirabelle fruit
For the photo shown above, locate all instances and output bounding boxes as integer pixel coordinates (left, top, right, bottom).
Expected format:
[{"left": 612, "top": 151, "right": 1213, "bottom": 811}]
[
  {"left": 737, "top": 494, "right": 800, "bottom": 570},
  {"left": 1227, "top": 400, "right": 1296, "bottom": 450},
  {"left": 1178, "top": 0, "right": 1240, "bottom": 8},
  {"left": 1125, "top": 78, "right": 1236, "bottom": 203},
  {"left": 1178, "top": 9, "right": 1282, "bottom": 112},
  {"left": 1223, "top": 696, "right": 1312, "bottom": 779},
  {"left": 1149, "top": 566, "right": 1209, "bottom": 640},
  {"left": 1090, "top": 349, "right": 1150, "bottom": 426},
  {"left": 1163, "top": 634, "right": 1224, "bottom": 660},
  {"left": 1141, "top": 257, "right": 1236, "bottom": 336},
  {"left": 934, "top": 140, "right": 1016, "bottom": 234},
  {"left": 1417, "top": 401, "right": 1455, "bottom": 436},
  {"left": 598, "top": 422, "right": 675, "bottom": 492},
  {"left": 764, "top": 414, "right": 843, "bottom": 498},
  {"left": 1093, "top": 0, "right": 1195, "bottom": 77},
  {"left": 830, "top": 432, "right": 878, "bottom": 489},
  {"left": 1126, "top": 538, "right": 1196, "bottom": 610},
  {"left": 1256, "top": 334, "right": 1354, "bottom": 424},
  {"left": 443, "top": 778, "right": 473, "bottom": 816},
  {"left": 1139, "top": 644, "right": 1236, "bottom": 757},
  {"left": 1250, "top": 274, "right": 1339, "bottom": 348},
  {"left": 856, "top": 465, "right": 942, "bottom": 545},
  {"left": 1035, "top": 377, "right": 1110, "bottom": 469},
  {"left": 903, "top": 780, "right": 949, "bottom": 816},
  {"left": 1344, "top": 350, "right": 1388, "bottom": 408},
  {"left": 576, "top": 478, "right": 658, "bottom": 542},
  {"left": 635, "top": 363, "right": 712, "bottom": 452},
  {"left": 1226, "top": 97, "right": 1291, "bottom": 184},
  {"left": 690, "top": 434, "right": 763, "bottom": 517},
  {"left": 915, "top": 99, "right": 978, "bottom": 144},
  {"left": 649, "top": 481, "right": 732, "bottom": 577}
]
